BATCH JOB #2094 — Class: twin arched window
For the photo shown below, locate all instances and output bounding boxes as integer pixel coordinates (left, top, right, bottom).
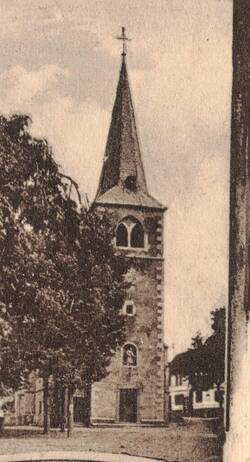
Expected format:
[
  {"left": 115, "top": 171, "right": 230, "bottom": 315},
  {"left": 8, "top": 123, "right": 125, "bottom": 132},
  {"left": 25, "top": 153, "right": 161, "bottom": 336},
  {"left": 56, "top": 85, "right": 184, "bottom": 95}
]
[{"left": 116, "top": 217, "right": 145, "bottom": 249}]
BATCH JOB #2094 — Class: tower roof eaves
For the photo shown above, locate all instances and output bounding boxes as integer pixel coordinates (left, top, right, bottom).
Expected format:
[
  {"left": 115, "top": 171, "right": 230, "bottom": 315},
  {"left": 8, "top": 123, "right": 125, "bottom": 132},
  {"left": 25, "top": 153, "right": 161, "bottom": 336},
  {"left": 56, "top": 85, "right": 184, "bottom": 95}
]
[{"left": 95, "top": 185, "right": 167, "bottom": 211}]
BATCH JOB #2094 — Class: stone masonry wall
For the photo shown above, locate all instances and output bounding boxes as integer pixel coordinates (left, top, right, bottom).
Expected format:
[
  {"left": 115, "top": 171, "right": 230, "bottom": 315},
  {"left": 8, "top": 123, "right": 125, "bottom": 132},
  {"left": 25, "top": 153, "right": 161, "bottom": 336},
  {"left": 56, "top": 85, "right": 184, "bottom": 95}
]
[{"left": 91, "top": 204, "right": 166, "bottom": 424}]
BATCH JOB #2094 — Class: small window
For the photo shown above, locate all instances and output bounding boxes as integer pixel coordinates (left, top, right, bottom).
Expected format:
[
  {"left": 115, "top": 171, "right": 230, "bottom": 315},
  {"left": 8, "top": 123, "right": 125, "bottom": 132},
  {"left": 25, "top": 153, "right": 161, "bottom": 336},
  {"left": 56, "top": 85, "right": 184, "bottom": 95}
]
[
  {"left": 39, "top": 401, "right": 42, "bottom": 415},
  {"left": 131, "top": 222, "right": 144, "bottom": 248},
  {"left": 123, "top": 343, "right": 137, "bottom": 367},
  {"left": 215, "top": 389, "right": 224, "bottom": 403},
  {"left": 125, "top": 175, "right": 137, "bottom": 191},
  {"left": 123, "top": 300, "right": 136, "bottom": 317},
  {"left": 175, "top": 394, "right": 184, "bottom": 405},
  {"left": 195, "top": 390, "right": 203, "bottom": 403},
  {"left": 176, "top": 375, "right": 183, "bottom": 386},
  {"left": 116, "top": 223, "right": 128, "bottom": 247},
  {"left": 126, "top": 304, "right": 134, "bottom": 315}
]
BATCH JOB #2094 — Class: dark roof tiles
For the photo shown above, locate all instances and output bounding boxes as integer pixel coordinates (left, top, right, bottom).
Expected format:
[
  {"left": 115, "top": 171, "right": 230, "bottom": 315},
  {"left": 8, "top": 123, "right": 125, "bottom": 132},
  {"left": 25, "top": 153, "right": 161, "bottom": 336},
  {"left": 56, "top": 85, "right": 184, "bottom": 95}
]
[{"left": 95, "top": 55, "right": 165, "bottom": 211}]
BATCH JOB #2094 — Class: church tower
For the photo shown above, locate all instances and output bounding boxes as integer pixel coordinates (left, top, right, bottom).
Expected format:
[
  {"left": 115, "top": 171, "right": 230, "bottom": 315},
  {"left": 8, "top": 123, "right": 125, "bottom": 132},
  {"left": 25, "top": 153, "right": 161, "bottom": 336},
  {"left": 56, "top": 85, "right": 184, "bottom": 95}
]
[{"left": 91, "top": 29, "right": 167, "bottom": 424}]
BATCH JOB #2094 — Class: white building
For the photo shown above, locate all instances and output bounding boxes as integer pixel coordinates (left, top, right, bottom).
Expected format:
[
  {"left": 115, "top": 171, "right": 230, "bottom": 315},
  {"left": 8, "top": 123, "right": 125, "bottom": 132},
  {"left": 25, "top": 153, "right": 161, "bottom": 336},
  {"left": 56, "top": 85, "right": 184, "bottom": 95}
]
[{"left": 169, "top": 359, "right": 224, "bottom": 419}]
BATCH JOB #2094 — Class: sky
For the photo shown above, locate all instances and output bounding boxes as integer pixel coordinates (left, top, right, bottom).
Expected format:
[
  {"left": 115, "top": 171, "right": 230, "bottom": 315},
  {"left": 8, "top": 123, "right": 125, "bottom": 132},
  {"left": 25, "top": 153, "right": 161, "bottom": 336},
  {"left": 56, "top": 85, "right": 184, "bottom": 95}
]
[{"left": 0, "top": 0, "right": 233, "bottom": 354}]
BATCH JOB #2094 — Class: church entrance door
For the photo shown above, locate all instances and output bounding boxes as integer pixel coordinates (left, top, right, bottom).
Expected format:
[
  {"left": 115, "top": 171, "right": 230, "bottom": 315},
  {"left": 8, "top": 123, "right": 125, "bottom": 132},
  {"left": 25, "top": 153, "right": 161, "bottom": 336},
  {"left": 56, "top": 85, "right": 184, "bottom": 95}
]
[{"left": 119, "top": 389, "right": 137, "bottom": 423}]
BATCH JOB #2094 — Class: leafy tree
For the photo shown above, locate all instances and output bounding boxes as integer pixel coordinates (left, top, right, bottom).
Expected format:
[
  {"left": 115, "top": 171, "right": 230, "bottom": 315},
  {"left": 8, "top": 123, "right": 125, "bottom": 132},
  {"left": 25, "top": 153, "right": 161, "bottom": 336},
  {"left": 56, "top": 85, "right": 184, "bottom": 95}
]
[
  {"left": 0, "top": 115, "right": 126, "bottom": 434},
  {"left": 191, "top": 331, "right": 204, "bottom": 350},
  {"left": 204, "top": 307, "right": 226, "bottom": 410},
  {"left": 189, "top": 308, "right": 225, "bottom": 389},
  {"left": 170, "top": 307, "right": 226, "bottom": 416}
]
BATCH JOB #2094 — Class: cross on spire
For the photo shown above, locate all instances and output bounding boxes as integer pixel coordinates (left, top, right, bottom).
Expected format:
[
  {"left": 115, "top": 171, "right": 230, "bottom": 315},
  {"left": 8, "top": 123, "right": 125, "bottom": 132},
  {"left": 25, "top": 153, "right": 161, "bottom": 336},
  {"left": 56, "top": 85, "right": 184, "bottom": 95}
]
[{"left": 116, "top": 26, "right": 131, "bottom": 57}]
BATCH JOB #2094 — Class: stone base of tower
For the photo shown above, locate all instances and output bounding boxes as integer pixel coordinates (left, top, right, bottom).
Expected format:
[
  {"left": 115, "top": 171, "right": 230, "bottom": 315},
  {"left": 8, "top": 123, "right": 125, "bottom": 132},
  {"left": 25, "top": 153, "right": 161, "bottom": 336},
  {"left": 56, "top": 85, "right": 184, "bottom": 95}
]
[
  {"left": 90, "top": 349, "right": 167, "bottom": 426},
  {"left": 91, "top": 383, "right": 166, "bottom": 426}
]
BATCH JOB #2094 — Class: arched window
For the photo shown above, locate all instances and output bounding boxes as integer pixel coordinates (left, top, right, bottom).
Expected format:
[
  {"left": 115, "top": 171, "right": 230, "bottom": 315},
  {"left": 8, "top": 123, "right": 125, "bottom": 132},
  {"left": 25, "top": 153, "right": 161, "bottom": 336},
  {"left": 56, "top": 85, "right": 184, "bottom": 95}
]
[
  {"left": 116, "top": 222, "right": 128, "bottom": 247},
  {"left": 122, "top": 343, "right": 137, "bottom": 367},
  {"left": 116, "top": 217, "right": 145, "bottom": 249},
  {"left": 130, "top": 222, "right": 144, "bottom": 248}
]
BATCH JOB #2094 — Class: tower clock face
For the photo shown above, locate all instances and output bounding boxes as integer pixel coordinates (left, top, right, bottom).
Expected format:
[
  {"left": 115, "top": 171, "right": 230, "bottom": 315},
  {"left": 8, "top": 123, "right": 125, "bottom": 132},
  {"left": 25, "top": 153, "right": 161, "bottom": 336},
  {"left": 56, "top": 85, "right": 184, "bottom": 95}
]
[{"left": 125, "top": 175, "right": 137, "bottom": 191}]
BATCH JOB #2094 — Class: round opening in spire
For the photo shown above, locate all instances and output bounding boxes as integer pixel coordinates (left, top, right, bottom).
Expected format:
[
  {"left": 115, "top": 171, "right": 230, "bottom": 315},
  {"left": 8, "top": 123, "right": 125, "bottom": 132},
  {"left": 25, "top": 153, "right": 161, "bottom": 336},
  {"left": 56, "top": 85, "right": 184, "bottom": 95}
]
[{"left": 125, "top": 175, "right": 137, "bottom": 191}]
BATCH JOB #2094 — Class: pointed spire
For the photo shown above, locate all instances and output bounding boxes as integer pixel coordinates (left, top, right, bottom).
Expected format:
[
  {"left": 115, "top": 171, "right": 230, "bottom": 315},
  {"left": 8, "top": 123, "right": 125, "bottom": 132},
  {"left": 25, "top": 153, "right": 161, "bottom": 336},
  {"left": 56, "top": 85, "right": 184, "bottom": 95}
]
[
  {"left": 96, "top": 53, "right": 148, "bottom": 199},
  {"left": 95, "top": 32, "right": 164, "bottom": 210}
]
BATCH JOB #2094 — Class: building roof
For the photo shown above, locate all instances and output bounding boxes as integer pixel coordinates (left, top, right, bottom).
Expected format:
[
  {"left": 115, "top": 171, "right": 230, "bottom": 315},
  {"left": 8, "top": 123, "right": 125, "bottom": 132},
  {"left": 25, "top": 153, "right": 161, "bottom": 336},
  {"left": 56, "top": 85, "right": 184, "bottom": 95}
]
[
  {"left": 95, "top": 55, "right": 165, "bottom": 211},
  {"left": 96, "top": 185, "right": 164, "bottom": 210},
  {"left": 170, "top": 346, "right": 212, "bottom": 378}
]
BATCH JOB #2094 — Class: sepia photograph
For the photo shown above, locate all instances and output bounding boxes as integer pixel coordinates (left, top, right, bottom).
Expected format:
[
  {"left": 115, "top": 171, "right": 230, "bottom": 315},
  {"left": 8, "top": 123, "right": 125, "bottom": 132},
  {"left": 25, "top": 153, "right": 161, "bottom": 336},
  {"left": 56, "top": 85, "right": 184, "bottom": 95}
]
[{"left": 0, "top": 1, "right": 249, "bottom": 461}]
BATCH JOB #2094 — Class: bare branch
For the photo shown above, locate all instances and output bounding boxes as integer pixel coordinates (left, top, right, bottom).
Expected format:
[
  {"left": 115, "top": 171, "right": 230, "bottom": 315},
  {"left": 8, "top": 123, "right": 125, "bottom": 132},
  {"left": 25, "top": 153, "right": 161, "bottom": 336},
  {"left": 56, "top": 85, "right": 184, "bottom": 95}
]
[{"left": 59, "top": 173, "right": 82, "bottom": 205}]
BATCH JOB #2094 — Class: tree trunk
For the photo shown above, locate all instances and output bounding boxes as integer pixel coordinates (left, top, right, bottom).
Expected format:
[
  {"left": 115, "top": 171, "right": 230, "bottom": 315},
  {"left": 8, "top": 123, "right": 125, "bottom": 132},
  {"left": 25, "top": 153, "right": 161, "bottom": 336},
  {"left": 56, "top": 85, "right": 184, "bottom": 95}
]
[
  {"left": 67, "top": 386, "right": 74, "bottom": 437},
  {"left": 43, "top": 376, "right": 50, "bottom": 434},
  {"left": 188, "top": 388, "right": 193, "bottom": 417},
  {"left": 0, "top": 416, "right": 4, "bottom": 435},
  {"left": 217, "top": 383, "right": 223, "bottom": 419},
  {"left": 85, "top": 383, "right": 92, "bottom": 427},
  {"left": 51, "top": 381, "right": 60, "bottom": 428},
  {"left": 60, "top": 387, "right": 66, "bottom": 432}
]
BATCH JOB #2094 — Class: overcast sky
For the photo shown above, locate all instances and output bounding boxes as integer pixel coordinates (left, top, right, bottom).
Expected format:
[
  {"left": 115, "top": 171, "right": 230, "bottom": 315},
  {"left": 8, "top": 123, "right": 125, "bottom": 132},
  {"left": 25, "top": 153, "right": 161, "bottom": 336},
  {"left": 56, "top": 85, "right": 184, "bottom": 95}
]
[{"left": 0, "top": 0, "right": 233, "bottom": 354}]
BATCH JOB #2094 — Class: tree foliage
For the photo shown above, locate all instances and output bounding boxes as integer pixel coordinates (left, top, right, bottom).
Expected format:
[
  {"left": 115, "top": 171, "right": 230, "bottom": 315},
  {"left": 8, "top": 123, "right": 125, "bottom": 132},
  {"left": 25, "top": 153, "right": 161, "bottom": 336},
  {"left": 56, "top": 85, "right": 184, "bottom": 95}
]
[
  {"left": 170, "top": 307, "right": 226, "bottom": 392},
  {"left": 0, "top": 115, "right": 126, "bottom": 417}
]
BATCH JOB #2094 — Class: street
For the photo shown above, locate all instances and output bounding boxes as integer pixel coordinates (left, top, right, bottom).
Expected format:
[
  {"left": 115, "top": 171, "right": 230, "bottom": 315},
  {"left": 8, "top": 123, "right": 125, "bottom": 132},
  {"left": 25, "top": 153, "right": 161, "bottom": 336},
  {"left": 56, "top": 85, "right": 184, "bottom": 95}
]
[{"left": 0, "top": 423, "right": 222, "bottom": 462}]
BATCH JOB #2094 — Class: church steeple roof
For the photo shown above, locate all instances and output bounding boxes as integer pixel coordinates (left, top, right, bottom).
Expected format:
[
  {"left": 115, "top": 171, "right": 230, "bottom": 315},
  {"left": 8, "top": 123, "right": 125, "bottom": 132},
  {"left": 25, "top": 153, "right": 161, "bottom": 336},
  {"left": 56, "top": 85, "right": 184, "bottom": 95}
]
[{"left": 95, "top": 39, "right": 164, "bottom": 210}]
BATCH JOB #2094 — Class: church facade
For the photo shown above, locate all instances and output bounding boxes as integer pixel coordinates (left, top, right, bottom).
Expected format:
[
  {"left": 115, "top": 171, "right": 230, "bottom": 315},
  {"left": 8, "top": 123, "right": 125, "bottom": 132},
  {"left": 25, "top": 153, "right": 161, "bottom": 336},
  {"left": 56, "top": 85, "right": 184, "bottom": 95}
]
[{"left": 91, "top": 49, "right": 168, "bottom": 425}]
